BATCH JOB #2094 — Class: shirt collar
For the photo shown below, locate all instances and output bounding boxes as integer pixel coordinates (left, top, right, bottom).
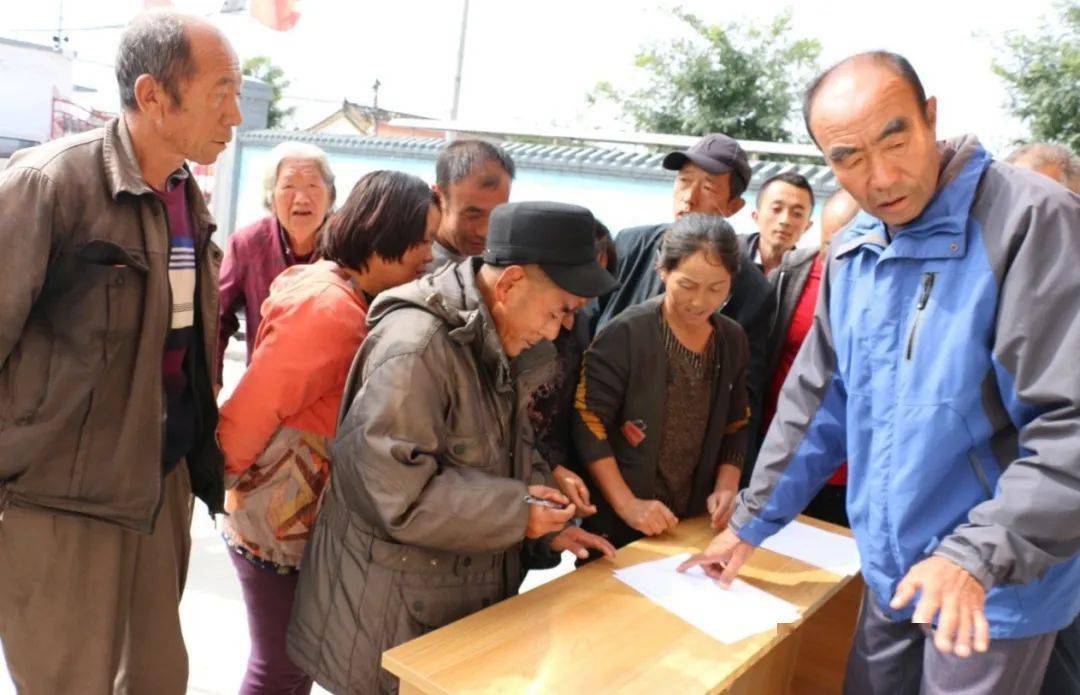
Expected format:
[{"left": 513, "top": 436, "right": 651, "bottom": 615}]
[
  {"left": 276, "top": 216, "right": 317, "bottom": 265},
  {"left": 155, "top": 167, "right": 190, "bottom": 195}
]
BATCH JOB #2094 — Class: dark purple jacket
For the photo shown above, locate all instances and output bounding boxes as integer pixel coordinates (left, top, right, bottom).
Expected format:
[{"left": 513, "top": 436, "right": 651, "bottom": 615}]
[{"left": 217, "top": 215, "right": 315, "bottom": 381}]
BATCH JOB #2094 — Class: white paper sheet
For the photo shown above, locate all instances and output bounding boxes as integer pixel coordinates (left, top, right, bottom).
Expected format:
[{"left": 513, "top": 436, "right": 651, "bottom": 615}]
[
  {"left": 614, "top": 553, "right": 801, "bottom": 644},
  {"left": 758, "top": 520, "right": 861, "bottom": 576}
]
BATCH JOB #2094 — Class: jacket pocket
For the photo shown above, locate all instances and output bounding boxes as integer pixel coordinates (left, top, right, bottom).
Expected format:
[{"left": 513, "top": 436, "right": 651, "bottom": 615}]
[
  {"left": 77, "top": 240, "right": 149, "bottom": 350},
  {"left": 0, "top": 330, "right": 55, "bottom": 426},
  {"left": 399, "top": 571, "right": 503, "bottom": 634}
]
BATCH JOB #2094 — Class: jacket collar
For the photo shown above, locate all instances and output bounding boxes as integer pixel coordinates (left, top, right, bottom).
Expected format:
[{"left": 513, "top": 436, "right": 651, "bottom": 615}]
[
  {"left": 423, "top": 259, "right": 513, "bottom": 390},
  {"left": 777, "top": 246, "right": 818, "bottom": 274},
  {"left": 103, "top": 116, "right": 218, "bottom": 240},
  {"left": 833, "top": 135, "right": 991, "bottom": 262},
  {"left": 104, "top": 116, "right": 153, "bottom": 199}
]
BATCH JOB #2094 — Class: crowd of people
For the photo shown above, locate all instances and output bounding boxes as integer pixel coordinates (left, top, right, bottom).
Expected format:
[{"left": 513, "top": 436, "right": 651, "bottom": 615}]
[{"left": 0, "top": 9, "right": 1078, "bottom": 695}]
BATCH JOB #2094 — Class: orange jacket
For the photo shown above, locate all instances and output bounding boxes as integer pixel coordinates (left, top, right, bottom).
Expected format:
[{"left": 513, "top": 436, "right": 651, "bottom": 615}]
[{"left": 218, "top": 260, "right": 369, "bottom": 477}]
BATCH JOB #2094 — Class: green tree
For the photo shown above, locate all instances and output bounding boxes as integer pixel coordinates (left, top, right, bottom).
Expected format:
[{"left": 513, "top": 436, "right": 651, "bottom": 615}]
[
  {"left": 589, "top": 8, "right": 820, "bottom": 142},
  {"left": 993, "top": 1, "right": 1080, "bottom": 152},
  {"left": 242, "top": 56, "right": 296, "bottom": 128}
]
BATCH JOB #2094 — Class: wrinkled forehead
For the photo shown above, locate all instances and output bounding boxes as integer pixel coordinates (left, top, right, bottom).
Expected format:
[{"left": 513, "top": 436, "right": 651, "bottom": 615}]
[
  {"left": 810, "top": 67, "right": 924, "bottom": 145},
  {"left": 276, "top": 159, "right": 326, "bottom": 182},
  {"left": 186, "top": 22, "right": 240, "bottom": 77},
  {"left": 451, "top": 163, "right": 511, "bottom": 192},
  {"left": 677, "top": 162, "right": 730, "bottom": 185}
]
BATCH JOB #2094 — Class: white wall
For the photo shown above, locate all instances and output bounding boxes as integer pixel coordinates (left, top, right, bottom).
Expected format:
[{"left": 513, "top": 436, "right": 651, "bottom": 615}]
[{"left": 0, "top": 39, "right": 73, "bottom": 144}]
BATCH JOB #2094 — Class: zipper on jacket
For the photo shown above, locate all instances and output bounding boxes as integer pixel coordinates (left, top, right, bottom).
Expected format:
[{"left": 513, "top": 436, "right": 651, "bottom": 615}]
[
  {"left": 967, "top": 450, "right": 993, "bottom": 499},
  {"left": 905, "top": 272, "right": 936, "bottom": 361},
  {"left": 150, "top": 196, "right": 173, "bottom": 495},
  {"left": 771, "top": 270, "right": 787, "bottom": 332}
]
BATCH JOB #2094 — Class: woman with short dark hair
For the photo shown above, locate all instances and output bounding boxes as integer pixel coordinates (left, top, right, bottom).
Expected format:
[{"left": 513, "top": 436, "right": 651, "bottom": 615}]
[
  {"left": 217, "top": 169, "right": 438, "bottom": 694},
  {"left": 573, "top": 213, "right": 750, "bottom": 552}
]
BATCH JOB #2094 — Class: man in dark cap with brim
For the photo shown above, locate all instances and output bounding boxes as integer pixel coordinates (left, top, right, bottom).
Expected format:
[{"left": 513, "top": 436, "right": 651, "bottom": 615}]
[
  {"left": 596, "top": 133, "right": 776, "bottom": 481},
  {"left": 287, "top": 201, "right": 618, "bottom": 694}
]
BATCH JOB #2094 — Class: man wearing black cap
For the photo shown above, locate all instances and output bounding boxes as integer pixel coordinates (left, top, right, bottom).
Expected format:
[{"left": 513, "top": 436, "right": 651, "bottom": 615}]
[
  {"left": 596, "top": 133, "right": 776, "bottom": 480},
  {"left": 287, "top": 201, "right": 618, "bottom": 694}
]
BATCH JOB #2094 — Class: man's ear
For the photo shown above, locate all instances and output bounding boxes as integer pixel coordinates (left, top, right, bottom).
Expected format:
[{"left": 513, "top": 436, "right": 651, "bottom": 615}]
[
  {"left": 726, "top": 197, "right": 746, "bottom": 217},
  {"left": 925, "top": 96, "right": 938, "bottom": 133},
  {"left": 750, "top": 209, "right": 759, "bottom": 225},
  {"left": 493, "top": 265, "right": 526, "bottom": 303},
  {"left": 133, "top": 74, "right": 167, "bottom": 121},
  {"left": 432, "top": 184, "right": 447, "bottom": 210}
]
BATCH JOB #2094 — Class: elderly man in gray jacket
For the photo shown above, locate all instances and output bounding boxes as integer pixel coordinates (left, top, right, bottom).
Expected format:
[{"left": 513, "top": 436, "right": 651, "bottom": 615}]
[{"left": 288, "top": 201, "right": 618, "bottom": 694}]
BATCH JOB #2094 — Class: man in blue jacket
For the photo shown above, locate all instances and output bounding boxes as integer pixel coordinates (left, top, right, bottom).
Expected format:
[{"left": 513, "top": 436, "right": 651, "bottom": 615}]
[{"left": 680, "top": 51, "right": 1080, "bottom": 694}]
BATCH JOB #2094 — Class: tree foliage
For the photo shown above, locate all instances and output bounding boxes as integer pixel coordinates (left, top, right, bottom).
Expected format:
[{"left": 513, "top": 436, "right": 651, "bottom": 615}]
[
  {"left": 242, "top": 56, "right": 296, "bottom": 128},
  {"left": 590, "top": 8, "right": 820, "bottom": 142},
  {"left": 993, "top": 1, "right": 1080, "bottom": 152}
]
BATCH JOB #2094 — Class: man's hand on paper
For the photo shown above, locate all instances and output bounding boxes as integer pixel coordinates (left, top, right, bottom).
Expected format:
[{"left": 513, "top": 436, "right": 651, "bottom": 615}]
[
  {"left": 524, "top": 485, "right": 575, "bottom": 539},
  {"left": 676, "top": 527, "right": 756, "bottom": 588},
  {"left": 615, "top": 496, "right": 678, "bottom": 536},
  {"left": 707, "top": 464, "right": 741, "bottom": 529},
  {"left": 551, "top": 525, "right": 616, "bottom": 560},
  {"left": 553, "top": 464, "right": 598, "bottom": 517},
  {"left": 890, "top": 556, "right": 990, "bottom": 658}
]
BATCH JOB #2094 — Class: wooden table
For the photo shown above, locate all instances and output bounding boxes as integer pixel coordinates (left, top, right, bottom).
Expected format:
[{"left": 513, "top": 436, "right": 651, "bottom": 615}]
[{"left": 384, "top": 516, "right": 863, "bottom": 694}]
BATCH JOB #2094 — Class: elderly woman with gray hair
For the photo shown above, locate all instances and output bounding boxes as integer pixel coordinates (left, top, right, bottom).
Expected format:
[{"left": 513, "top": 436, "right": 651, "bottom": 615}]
[{"left": 217, "top": 141, "right": 336, "bottom": 380}]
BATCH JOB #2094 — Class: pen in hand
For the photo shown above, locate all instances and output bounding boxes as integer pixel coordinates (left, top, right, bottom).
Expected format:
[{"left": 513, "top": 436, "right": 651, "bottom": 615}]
[{"left": 524, "top": 494, "right": 569, "bottom": 510}]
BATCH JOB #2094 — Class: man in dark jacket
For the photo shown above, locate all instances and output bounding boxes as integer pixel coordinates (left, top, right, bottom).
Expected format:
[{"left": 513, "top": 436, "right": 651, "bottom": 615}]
[
  {"left": 740, "top": 171, "right": 816, "bottom": 277},
  {"left": 0, "top": 12, "right": 240, "bottom": 694},
  {"left": 596, "top": 133, "right": 776, "bottom": 479},
  {"left": 426, "top": 139, "right": 515, "bottom": 271},
  {"left": 288, "top": 202, "right": 617, "bottom": 694}
]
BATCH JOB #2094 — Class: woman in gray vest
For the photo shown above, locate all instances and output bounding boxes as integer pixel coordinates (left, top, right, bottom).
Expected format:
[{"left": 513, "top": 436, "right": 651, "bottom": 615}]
[{"left": 573, "top": 213, "right": 750, "bottom": 551}]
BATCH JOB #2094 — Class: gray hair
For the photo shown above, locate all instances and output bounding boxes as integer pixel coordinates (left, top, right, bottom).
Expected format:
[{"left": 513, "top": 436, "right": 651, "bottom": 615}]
[
  {"left": 435, "top": 139, "right": 516, "bottom": 194},
  {"left": 262, "top": 141, "right": 337, "bottom": 210},
  {"left": 1006, "top": 142, "right": 1080, "bottom": 194},
  {"left": 115, "top": 11, "right": 196, "bottom": 111}
]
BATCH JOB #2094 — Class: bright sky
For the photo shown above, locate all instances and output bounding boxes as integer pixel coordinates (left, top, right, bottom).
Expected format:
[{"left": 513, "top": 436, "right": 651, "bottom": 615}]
[{"left": 0, "top": 0, "right": 1057, "bottom": 154}]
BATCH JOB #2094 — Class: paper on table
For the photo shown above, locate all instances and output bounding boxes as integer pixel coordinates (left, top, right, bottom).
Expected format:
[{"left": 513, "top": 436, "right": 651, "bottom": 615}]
[
  {"left": 758, "top": 520, "right": 861, "bottom": 576},
  {"left": 614, "top": 553, "right": 801, "bottom": 644}
]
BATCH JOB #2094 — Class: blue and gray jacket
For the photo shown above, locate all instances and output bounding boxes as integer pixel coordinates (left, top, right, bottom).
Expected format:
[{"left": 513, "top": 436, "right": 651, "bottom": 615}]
[{"left": 731, "top": 135, "right": 1080, "bottom": 639}]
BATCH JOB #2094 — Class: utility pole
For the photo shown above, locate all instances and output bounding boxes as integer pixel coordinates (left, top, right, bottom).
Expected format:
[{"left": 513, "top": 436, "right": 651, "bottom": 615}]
[
  {"left": 52, "top": 0, "right": 69, "bottom": 54},
  {"left": 449, "top": 0, "right": 469, "bottom": 122},
  {"left": 372, "top": 78, "right": 381, "bottom": 136}
]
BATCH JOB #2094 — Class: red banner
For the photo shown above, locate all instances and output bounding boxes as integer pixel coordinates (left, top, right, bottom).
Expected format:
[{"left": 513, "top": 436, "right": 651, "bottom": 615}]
[{"left": 250, "top": 0, "right": 300, "bottom": 31}]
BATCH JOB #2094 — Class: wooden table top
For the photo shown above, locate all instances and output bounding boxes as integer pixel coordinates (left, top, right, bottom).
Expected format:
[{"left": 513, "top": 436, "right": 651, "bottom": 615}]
[{"left": 383, "top": 516, "right": 856, "bottom": 695}]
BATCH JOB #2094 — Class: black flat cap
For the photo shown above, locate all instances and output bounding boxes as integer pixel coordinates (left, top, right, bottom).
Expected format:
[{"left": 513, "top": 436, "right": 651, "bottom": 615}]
[{"left": 482, "top": 201, "right": 618, "bottom": 298}]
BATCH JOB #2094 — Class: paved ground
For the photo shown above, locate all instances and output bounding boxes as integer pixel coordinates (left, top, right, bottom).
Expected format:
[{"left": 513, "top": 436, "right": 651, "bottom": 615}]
[{"left": 1, "top": 340, "right": 576, "bottom": 694}]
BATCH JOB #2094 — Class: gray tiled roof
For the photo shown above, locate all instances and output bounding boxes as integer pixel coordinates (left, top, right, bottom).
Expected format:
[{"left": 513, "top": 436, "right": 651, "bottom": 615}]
[{"left": 239, "top": 129, "right": 838, "bottom": 197}]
